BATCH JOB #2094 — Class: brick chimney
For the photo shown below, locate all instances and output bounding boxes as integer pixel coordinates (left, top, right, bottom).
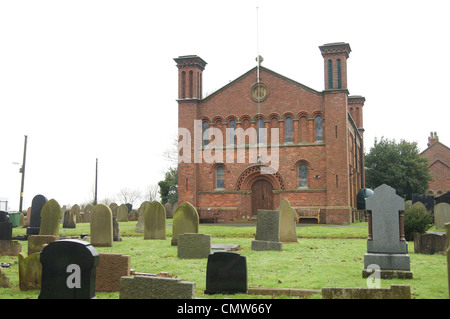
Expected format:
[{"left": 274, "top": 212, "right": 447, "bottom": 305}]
[{"left": 427, "top": 132, "right": 439, "bottom": 147}]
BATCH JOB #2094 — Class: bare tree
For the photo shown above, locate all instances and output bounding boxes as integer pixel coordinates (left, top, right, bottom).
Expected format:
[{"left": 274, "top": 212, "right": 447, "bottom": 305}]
[
  {"left": 116, "top": 187, "right": 141, "bottom": 206},
  {"left": 142, "top": 184, "right": 160, "bottom": 202},
  {"left": 163, "top": 136, "right": 178, "bottom": 165}
]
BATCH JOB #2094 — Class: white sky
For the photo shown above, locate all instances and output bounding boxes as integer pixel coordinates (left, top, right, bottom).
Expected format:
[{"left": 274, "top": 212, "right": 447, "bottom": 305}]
[{"left": 1, "top": 0, "right": 449, "bottom": 211}]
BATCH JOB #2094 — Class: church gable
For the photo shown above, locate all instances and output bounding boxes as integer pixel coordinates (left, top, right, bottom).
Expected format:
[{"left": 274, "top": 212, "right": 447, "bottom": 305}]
[{"left": 199, "top": 66, "right": 324, "bottom": 120}]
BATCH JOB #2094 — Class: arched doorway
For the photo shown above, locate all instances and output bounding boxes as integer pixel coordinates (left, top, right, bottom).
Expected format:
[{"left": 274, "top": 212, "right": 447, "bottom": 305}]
[{"left": 251, "top": 179, "right": 274, "bottom": 216}]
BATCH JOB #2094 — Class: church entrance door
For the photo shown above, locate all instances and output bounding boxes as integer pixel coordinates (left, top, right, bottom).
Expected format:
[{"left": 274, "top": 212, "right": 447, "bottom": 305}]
[{"left": 251, "top": 179, "right": 274, "bottom": 216}]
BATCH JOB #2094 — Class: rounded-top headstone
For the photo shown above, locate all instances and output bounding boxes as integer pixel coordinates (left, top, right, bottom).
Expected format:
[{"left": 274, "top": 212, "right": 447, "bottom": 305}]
[
  {"left": 144, "top": 201, "right": 166, "bottom": 240},
  {"left": 434, "top": 202, "right": 450, "bottom": 229},
  {"left": 39, "top": 199, "right": 62, "bottom": 237},
  {"left": 117, "top": 204, "right": 129, "bottom": 222},
  {"left": 90, "top": 204, "right": 113, "bottom": 247},
  {"left": 26, "top": 194, "right": 48, "bottom": 235},
  {"left": 171, "top": 202, "right": 199, "bottom": 246}
]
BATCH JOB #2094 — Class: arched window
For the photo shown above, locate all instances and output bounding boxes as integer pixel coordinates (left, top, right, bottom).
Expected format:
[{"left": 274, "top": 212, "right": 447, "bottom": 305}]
[
  {"left": 228, "top": 120, "right": 236, "bottom": 145},
  {"left": 327, "top": 60, "right": 333, "bottom": 89},
  {"left": 216, "top": 166, "right": 225, "bottom": 189},
  {"left": 298, "top": 164, "right": 308, "bottom": 188},
  {"left": 202, "top": 121, "right": 209, "bottom": 146},
  {"left": 189, "top": 70, "right": 193, "bottom": 98},
  {"left": 181, "top": 71, "right": 186, "bottom": 99},
  {"left": 257, "top": 118, "right": 264, "bottom": 144},
  {"left": 315, "top": 115, "right": 323, "bottom": 142},
  {"left": 337, "top": 59, "right": 342, "bottom": 89},
  {"left": 285, "top": 116, "right": 293, "bottom": 143}
]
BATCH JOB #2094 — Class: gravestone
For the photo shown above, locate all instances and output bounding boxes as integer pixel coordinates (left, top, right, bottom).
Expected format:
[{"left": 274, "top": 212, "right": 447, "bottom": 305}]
[
  {"left": 251, "top": 209, "right": 283, "bottom": 251},
  {"left": 125, "top": 203, "right": 132, "bottom": 213},
  {"left": 24, "top": 207, "right": 31, "bottom": 227},
  {"left": 117, "top": 204, "right": 129, "bottom": 222},
  {"left": 0, "top": 211, "right": 12, "bottom": 241},
  {"left": 363, "top": 184, "right": 412, "bottom": 278},
  {"left": 39, "top": 239, "right": 99, "bottom": 299},
  {"left": 435, "top": 202, "right": 450, "bottom": 230},
  {"left": 95, "top": 253, "right": 130, "bottom": 292},
  {"left": 171, "top": 202, "right": 199, "bottom": 246},
  {"left": 128, "top": 209, "right": 138, "bottom": 221},
  {"left": 144, "top": 201, "right": 166, "bottom": 240},
  {"left": 39, "top": 199, "right": 62, "bottom": 237},
  {"left": 277, "top": 199, "right": 298, "bottom": 243},
  {"left": 164, "top": 203, "right": 173, "bottom": 218},
  {"left": 436, "top": 192, "right": 450, "bottom": 205},
  {"left": 0, "top": 267, "right": 9, "bottom": 288},
  {"left": 177, "top": 233, "right": 210, "bottom": 259},
  {"left": 0, "top": 210, "right": 21, "bottom": 256},
  {"left": 113, "top": 216, "right": 122, "bottom": 242},
  {"left": 18, "top": 251, "right": 42, "bottom": 290},
  {"left": 27, "top": 235, "right": 57, "bottom": 255},
  {"left": 119, "top": 275, "right": 195, "bottom": 299},
  {"left": 26, "top": 195, "right": 47, "bottom": 236},
  {"left": 70, "top": 204, "right": 81, "bottom": 223},
  {"left": 322, "top": 285, "right": 411, "bottom": 299},
  {"left": 63, "top": 210, "right": 76, "bottom": 228},
  {"left": 135, "top": 201, "right": 150, "bottom": 233},
  {"left": 414, "top": 232, "right": 448, "bottom": 254},
  {"left": 204, "top": 251, "right": 247, "bottom": 294},
  {"left": 109, "top": 203, "right": 118, "bottom": 218},
  {"left": 90, "top": 204, "right": 113, "bottom": 247}
]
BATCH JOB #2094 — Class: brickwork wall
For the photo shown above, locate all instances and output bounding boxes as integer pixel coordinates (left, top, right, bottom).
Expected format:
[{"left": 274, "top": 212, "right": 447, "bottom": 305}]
[{"left": 175, "top": 45, "right": 364, "bottom": 224}]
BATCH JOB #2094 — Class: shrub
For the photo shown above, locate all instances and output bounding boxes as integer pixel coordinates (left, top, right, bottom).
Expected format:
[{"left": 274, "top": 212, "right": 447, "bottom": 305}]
[{"left": 404, "top": 204, "right": 433, "bottom": 241}]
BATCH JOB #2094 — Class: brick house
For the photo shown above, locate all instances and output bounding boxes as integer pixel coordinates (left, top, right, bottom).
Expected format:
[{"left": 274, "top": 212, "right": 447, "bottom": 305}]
[
  {"left": 175, "top": 42, "right": 365, "bottom": 224},
  {"left": 420, "top": 132, "right": 450, "bottom": 196}
]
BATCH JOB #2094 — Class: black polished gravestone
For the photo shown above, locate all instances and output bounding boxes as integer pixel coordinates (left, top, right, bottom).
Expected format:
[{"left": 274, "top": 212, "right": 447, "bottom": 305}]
[
  {"left": 204, "top": 251, "right": 247, "bottom": 295},
  {"left": 0, "top": 211, "right": 12, "bottom": 240},
  {"left": 26, "top": 194, "right": 47, "bottom": 236},
  {"left": 38, "top": 239, "right": 99, "bottom": 299}
]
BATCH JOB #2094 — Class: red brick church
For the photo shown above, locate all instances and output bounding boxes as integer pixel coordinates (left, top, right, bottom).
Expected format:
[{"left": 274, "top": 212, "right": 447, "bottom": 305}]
[{"left": 175, "top": 42, "right": 365, "bottom": 224}]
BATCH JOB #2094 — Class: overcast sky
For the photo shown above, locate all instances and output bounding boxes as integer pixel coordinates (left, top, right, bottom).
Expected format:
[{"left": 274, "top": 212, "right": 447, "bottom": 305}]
[{"left": 1, "top": 0, "right": 448, "bottom": 211}]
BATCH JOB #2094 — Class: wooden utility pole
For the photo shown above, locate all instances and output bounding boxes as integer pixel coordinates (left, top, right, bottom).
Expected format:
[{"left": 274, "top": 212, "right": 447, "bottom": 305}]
[{"left": 19, "top": 135, "right": 28, "bottom": 213}]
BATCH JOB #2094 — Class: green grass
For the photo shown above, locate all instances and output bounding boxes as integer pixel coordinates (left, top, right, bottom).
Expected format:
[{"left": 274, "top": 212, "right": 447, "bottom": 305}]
[{"left": 1, "top": 220, "right": 448, "bottom": 299}]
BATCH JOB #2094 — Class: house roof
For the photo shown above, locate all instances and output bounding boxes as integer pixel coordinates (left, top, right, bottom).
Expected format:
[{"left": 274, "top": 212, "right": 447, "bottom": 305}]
[{"left": 420, "top": 141, "right": 450, "bottom": 167}]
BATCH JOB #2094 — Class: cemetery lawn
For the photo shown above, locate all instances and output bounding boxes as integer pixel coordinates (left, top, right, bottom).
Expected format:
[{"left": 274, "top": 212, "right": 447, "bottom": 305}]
[{"left": 2, "top": 221, "right": 448, "bottom": 299}]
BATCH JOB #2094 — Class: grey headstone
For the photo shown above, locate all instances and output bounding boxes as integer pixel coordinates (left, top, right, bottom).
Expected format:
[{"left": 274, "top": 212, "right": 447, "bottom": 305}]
[
  {"left": 435, "top": 202, "right": 450, "bottom": 230},
  {"left": 251, "top": 210, "right": 282, "bottom": 251},
  {"left": 365, "top": 184, "right": 406, "bottom": 254},
  {"left": 364, "top": 184, "right": 411, "bottom": 275},
  {"left": 177, "top": 233, "right": 211, "bottom": 259}
]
